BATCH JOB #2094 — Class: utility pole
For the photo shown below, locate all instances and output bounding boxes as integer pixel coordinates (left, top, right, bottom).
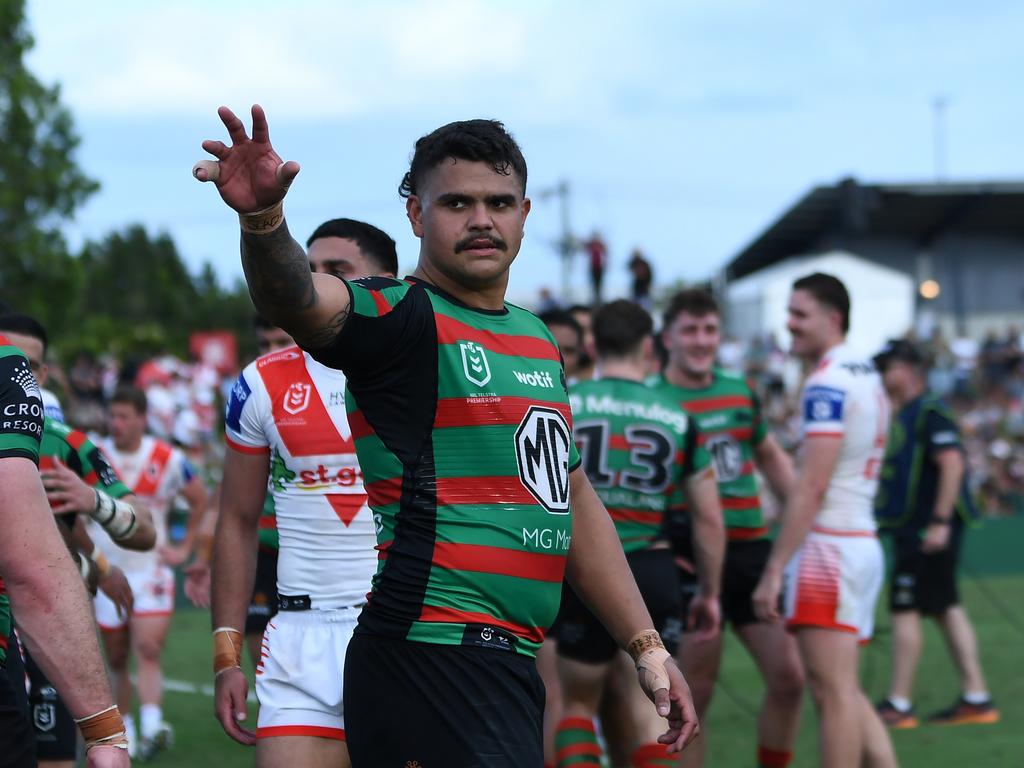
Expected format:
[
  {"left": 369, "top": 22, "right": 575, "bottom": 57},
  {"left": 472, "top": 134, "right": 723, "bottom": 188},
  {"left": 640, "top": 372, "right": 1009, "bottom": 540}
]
[
  {"left": 933, "top": 95, "right": 948, "bottom": 181},
  {"left": 538, "top": 180, "right": 574, "bottom": 303}
]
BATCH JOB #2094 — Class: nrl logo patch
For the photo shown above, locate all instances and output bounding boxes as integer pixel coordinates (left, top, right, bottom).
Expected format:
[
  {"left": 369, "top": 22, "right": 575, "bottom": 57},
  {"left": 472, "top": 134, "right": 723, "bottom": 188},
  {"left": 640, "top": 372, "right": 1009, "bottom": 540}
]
[
  {"left": 284, "top": 382, "right": 311, "bottom": 415},
  {"left": 459, "top": 341, "right": 491, "bottom": 387}
]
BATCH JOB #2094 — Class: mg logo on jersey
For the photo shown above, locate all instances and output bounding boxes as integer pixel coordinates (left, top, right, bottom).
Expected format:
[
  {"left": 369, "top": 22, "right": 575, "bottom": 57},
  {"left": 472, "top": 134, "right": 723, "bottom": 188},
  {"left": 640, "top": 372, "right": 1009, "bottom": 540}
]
[
  {"left": 460, "top": 341, "right": 491, "bottom": 387},
  {"left": 706, "top": 434, "right": 743, "bottom": 482},
  {"left": 515, "top": 406, "right": 571, "bottom": 514},
  {"left": 283, "top": 382, "right": 311, "bottom": 414}
]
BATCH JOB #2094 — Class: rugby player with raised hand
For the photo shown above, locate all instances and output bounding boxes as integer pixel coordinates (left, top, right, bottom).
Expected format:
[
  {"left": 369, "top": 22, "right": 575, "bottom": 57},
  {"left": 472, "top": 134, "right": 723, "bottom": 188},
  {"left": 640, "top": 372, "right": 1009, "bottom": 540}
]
[{"left": 195, "top": 105, "right": 698, "bottom": 765}]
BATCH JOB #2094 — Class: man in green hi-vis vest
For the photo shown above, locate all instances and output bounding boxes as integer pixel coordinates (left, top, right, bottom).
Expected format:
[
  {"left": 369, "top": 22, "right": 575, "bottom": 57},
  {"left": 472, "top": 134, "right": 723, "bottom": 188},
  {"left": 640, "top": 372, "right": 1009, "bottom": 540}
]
[{"left": 195, "top": 106, "right": 699, "bottom": 766}]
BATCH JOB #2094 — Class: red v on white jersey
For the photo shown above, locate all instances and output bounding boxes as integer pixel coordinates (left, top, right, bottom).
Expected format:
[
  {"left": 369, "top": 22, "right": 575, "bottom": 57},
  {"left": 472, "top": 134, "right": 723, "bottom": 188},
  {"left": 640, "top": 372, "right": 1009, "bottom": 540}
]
[
  {"left": 133, "top": 440, "right": 174, "bottom": 497},
  {"left": 257, "top": 351, "right": 354, "bottom": 458}
]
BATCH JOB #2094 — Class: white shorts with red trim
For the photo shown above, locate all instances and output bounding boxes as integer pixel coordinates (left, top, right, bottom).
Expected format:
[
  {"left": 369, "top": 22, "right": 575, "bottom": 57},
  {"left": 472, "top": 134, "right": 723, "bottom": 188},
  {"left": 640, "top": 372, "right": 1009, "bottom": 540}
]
[
  {"left": 255, "top": 607, "right": 359, "bottom": 740},
  {"left": 783, "top": 528, "right": 883, "bottom": 641},
  {"left": 94, "top": 564, "right": 176, "bottom": 630}
]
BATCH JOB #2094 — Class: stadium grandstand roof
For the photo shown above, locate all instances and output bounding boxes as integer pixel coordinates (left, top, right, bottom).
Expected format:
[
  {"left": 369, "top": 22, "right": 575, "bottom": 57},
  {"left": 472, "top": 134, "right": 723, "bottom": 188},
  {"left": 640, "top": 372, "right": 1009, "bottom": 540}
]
[{"left": 725, "top": 178, "right": 1024, "bottom": 281}]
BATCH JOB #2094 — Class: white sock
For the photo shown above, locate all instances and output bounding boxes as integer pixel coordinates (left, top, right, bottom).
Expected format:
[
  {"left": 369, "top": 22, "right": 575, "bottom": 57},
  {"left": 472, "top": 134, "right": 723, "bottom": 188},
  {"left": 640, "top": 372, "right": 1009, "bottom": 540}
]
[
  {"left": 963, "top": 691, "right": 990, "bottom": 705},
  {"left": 888, "top": 696, "right": 912, "bottom": 712},
  {"left": 123, "top": 713, "right": 137, "bottom": 742},
  {"left": 140, "top": 704, "right": 163, "bottom": 739}
]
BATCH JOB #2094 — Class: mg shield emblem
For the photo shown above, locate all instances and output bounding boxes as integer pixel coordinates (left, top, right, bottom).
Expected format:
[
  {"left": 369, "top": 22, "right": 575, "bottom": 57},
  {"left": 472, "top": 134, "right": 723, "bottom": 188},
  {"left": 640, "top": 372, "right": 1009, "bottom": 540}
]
[
  {"left": 283, "top": 382, "right": 311, "bottom": 414},
  {"left": 515, "top": 406, "right": 571, "bottom": 514},
  {"left": 460, "top": 341, "right": 491, "bottom": 387}
]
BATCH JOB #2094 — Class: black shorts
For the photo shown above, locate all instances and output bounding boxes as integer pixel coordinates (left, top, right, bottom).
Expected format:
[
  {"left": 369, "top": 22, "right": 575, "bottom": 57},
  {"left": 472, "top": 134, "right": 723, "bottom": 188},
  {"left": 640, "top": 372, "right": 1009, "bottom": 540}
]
[
  {"left": 556, "top": 548, "right": 682, "bottom": 664},
  {"left": 344, "top": 634, "right": 544, "bottom": 767},
  {"left": 0, "top": 633, "right": 36, "bottom": 768},
  {"left": 245, "top": 547, "right": 279, "bottom": 635},
  {"left": 890, "top": 525, "right": 963, "bottom": 615},
  {"left": 678, "top": 538, "right": 772, "bottom": 628},
  {"left": 24, "top": 648, "right": 77, "bottom": 761}
]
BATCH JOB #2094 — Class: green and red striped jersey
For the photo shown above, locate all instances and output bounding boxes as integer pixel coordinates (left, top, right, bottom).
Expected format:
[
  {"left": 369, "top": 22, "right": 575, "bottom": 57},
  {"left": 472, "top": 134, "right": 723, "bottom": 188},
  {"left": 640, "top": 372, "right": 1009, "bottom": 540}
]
[
  {"left": 569, "top": 378, "right": 709, "bottom": 553},
  {"left": 312, "top": 277, "right": 581, "bottom": 658},
  {"left": 0, "top": 334, "right": 44, "bottom": 666},
  {"left": 40, "top": 418, "right": 133, "bottom": 531},
  {"left": 655, "top": 370, "right": 769, "bottom": 540}
]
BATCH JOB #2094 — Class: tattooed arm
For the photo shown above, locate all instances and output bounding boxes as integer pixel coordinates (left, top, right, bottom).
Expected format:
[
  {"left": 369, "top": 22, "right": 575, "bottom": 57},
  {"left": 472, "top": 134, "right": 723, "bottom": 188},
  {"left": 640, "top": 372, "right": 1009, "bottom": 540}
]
[
  {"left": 195, "top": 104, "right": 352, "bottom": 350},
  {"left": 240, "top": 223, "right": 352, "bottom": 350}
]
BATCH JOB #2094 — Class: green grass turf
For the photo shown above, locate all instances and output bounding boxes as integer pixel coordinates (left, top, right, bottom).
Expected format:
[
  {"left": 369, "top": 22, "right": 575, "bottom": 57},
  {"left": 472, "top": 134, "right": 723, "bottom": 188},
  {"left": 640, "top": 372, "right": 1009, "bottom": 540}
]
[{"left": 145, "top": 574, "right": 1023, "bottom": 767}]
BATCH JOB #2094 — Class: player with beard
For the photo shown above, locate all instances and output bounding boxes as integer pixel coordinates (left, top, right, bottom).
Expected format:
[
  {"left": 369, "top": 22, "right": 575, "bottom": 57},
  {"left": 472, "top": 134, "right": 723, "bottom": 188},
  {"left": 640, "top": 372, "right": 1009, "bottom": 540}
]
[{"left": 194, "top": 106, "right": 698, "bottom": 765}]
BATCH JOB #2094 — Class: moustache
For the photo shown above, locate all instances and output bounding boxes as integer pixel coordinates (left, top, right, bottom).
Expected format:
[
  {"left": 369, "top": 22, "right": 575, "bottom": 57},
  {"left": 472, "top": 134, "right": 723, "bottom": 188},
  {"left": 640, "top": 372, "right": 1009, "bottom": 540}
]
[{"left": 455, "top": 236, "right": 507, "bottom": 253}]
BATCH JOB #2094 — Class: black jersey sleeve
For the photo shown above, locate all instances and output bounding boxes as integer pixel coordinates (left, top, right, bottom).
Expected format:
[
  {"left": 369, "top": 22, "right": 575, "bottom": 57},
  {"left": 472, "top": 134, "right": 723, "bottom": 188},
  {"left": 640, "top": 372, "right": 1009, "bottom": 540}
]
[
  {"left": 0, "top": 349, "right": 44, "bottom": 463},
  {"left": 923, "top": 407, "right": 962, "bottom": 457}
]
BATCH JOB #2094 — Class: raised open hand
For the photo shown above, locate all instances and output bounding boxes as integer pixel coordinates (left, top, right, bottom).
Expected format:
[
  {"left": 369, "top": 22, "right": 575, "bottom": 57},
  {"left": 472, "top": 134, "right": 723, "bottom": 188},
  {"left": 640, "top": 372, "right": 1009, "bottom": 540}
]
[{"left": 193, "top": 105, "right": 300, "bottom": 214}]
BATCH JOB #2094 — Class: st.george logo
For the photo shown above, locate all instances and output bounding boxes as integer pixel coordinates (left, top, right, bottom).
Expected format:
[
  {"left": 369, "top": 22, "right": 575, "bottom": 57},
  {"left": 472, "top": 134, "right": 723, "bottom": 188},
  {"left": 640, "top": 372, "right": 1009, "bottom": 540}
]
[
  {"left": 515, "top": 406, "right": 571, "bottom": 514},
  {"left": 283, "top": 382, "right": 311, "bottom": 415},
  {"left": 459, "top": 341, "right": 491, "bottom": 387}
]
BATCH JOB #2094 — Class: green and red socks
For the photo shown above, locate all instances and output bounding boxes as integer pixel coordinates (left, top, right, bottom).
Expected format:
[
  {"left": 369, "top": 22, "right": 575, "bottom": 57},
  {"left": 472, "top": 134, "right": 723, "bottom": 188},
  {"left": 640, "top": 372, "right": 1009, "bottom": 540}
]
[{"left": 554, "top": 717, "right": 602, "bottom": 767}]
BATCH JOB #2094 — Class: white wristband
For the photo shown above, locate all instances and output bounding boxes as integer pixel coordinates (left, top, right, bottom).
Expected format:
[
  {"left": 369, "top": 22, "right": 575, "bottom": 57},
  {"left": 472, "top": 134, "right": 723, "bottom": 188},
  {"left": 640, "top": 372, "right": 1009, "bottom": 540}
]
[
  {"left": 92, "top": 489, "right": 138, "bottom": 541},
  {"left": 77, "top": 552, "right": 94, "bottom": 583}
]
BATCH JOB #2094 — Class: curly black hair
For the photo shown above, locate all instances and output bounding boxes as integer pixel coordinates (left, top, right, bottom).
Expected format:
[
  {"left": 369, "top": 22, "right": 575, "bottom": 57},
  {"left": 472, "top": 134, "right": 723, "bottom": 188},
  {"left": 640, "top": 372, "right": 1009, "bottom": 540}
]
[{"left": 399, "top": 119, "right": 527, "bottom": 199}]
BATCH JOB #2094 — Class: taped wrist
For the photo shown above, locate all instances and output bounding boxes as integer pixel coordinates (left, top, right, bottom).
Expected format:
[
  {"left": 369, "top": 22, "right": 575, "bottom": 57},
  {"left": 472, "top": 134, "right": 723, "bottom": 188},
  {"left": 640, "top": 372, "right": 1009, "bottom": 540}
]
[
  {"left": 76, "top": 552, "right": 94, "bottom": 584},
  {"left": 90, "top": 545, "right": 112, "bottom": 579},
  {"left": 76, "top": 705, "right": 129, "bottom": 752},
  {"left": 239, "top": 201, "right": 284, "bottom": 234},
  {"left": 627, "top": 629, "right": 672, "bottom": 692},
  {"left": 92, "top": 489, "right": 138, "bottom": 541},
  {"left": 213, "top": 627, "right": 243, "bottom": 676}
]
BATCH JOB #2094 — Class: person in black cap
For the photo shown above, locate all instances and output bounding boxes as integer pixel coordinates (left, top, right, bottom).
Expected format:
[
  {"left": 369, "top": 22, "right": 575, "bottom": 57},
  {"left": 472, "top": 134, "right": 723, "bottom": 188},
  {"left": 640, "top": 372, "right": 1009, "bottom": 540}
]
[{"left": 872, "top": 339, "right": 999, "bottom": 729}]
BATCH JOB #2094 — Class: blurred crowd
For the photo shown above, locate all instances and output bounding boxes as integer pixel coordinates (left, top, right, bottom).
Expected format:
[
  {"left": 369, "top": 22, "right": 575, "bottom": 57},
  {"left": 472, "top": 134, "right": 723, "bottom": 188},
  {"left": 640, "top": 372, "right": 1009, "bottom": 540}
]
[{"left": 41, "top": 315, "right": 1024, "bottom": 521}]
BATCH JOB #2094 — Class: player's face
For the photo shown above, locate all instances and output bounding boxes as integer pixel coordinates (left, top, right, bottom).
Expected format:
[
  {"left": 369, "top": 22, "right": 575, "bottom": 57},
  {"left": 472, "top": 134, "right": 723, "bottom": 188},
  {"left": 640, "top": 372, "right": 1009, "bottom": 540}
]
[
  {"left": 3, "top": 331, "right": 48, "bottom": 387},
  {"left": 256, "top": 327, "right": 295, "bottom": 355},
  {"left": 787, "top": 289, "right": 835, "bottom": 361},
  {"left": 664, "top": 311, "right": 719, "bottom": 378},
  {"left": 878, "top": 360, "right": 913, "bottom": 398},
  {"left": 548, "top": 324, "right": 582, "bottom": 378},
  {"left": 570, "top": 308, "right": 596, "bottom": 363},
  {"left": 109, "top": 403, "right": 146, "bottom": 447},
  {"left": 407, "top": 159, "right": 530, "bottom": 290},
  {"left": 309, "top": 237, "right": 386, "bottom": 281}
]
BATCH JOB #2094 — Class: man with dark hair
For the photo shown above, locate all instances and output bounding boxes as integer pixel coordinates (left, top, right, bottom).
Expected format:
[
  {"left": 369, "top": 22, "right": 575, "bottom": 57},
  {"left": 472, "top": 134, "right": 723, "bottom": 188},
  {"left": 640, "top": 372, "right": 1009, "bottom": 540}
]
[
  {"left": 195, "top": 106, "right": 698, "bottom": 765},
  {"left": 657, "top": 289, "right": 803, "bottom": 768},
  {"left": 568, "top": 304, "right": 597, "bottom": 381},
  {"left": 872, "top": 340, "right": 997, "bottom": 728},
  {"left": 306, "top": 218, "right": 399, "bottom": 280},
  {"left": 92, "top": 386, "right": 208, "bottom": 759},
  {"left": 752, "top": 273, "right": 897, "bottom": 768},
  {"left": 211, "top": 220, "right": 395, "bottom": 768},
  {"left": 556, "top": 300, "right": 724, "bottom": 767},
  {"left": 0, "top": 334, "right": 131, "bottom": 767},
  {"left": 0, "top": 314, "right": 65, "bottom": 421}
]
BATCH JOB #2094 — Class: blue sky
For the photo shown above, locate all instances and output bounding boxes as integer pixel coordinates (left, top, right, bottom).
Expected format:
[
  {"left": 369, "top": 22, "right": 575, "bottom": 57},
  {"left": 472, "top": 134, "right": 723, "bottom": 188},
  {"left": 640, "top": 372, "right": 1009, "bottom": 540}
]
[{"left": 25, "top": 0, "right": 1024, "bottom": 306}]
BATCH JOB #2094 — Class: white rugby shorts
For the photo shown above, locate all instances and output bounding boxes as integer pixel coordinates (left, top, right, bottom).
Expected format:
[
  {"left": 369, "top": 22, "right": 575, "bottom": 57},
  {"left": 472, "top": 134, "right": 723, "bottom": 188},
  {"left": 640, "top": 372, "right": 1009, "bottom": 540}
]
[
  {"left": 94, "top": 563, "right": 175, "bottom": 630},
  {"left": 783, "top": 528, "right": 883, "bottom": 641},
  {"left": 255, "top": 607, "right": 359, "bottom": 740}
]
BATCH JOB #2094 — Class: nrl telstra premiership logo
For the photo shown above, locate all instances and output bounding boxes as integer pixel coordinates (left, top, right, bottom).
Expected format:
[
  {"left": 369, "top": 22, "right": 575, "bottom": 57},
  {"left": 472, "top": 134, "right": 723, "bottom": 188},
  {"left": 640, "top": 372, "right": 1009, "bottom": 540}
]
[{"left": 459, "top": 341, "right": 491, "bottom": 387}]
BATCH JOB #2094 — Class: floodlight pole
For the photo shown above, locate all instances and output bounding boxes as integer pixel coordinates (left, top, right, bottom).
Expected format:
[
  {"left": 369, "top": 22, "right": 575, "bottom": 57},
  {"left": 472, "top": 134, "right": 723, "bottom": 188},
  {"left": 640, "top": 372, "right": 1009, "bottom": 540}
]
[
  {"left": 539, "top": 180, "right": 575, "bottom": 303},
  {"left": 933, "top": 95, "right": 948, "bottom": 181}
]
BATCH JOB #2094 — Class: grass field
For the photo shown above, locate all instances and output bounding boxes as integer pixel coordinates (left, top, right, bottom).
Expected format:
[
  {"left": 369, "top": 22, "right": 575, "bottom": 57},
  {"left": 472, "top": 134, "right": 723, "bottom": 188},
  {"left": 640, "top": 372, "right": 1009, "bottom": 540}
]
[{"left": 146, "top": 572, "right": 1023, "bottom": 767}]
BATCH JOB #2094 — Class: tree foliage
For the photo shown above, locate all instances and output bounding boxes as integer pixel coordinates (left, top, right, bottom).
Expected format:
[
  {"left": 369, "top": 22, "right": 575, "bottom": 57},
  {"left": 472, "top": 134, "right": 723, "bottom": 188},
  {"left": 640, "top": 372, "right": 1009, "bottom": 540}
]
[{"left": 0, "top": 0, "right": 98, "bottom": 330}]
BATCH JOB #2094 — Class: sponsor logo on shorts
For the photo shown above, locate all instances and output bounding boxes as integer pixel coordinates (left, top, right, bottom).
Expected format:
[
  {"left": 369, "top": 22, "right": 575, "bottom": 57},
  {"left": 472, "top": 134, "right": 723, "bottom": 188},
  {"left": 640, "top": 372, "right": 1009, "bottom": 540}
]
[
  {"left": 515, "top": 406, "right": 571, "bottom": 514},
  {"left": 459, "top": 341, "right": 491, "bottom": 387},
  {"left": 33, "top": 703, "right": 56, "bottom": 732}
]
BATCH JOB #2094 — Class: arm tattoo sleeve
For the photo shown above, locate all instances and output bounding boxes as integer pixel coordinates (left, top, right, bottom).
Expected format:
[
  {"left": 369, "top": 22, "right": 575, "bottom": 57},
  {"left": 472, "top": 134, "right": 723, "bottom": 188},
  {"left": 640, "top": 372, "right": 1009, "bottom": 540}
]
[{"left": 240, "top": 222, "right": 314, "bottom": 318}]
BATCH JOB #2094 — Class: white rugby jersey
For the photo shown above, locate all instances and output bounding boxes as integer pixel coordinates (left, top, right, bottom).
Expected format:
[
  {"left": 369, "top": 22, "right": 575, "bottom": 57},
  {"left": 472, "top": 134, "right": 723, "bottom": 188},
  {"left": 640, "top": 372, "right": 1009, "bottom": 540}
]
[
  {"left": 91, "top": 435, "right": 195, "bottom": 571},
  {"left": 224, "top": 346, "right": 375, "bottom": 608},
  {"left": 800, "top": 344, "right": 890, "bottom": 533}
]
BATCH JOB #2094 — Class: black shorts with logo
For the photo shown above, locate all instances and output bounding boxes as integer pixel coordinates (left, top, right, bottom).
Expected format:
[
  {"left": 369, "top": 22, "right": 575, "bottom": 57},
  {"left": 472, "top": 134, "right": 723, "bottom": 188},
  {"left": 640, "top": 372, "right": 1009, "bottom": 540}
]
[
  {"left": 889, "top": 524, "right": 963, "bottom": 615},
  {"left": 556, "top": 547, "right": 682, "bottom": 664},
  {"left": 245, "top": 546, "right": 279, "bottom": 635},
  {"left": 24, "top": 648, "right": 77, "bottom": 761},
  {"left": 0, "top": 633, "right": 36, "bottom": 768},
  {"left": 344, "top": 634, "right": 544, "bottom": 767},
  {"left": 677, "top": 538, "right": 772, "bottom": 628}
]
